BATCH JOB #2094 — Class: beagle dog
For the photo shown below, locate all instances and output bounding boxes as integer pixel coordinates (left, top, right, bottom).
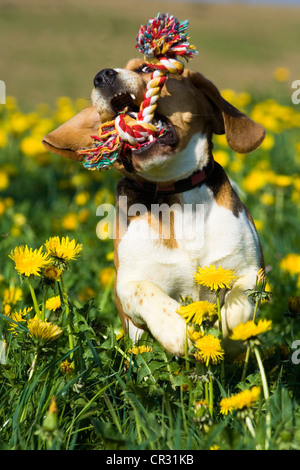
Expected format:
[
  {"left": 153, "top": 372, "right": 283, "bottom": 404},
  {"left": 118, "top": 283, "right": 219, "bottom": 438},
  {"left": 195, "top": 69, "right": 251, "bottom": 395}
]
[{"left": 43, "top": 58, "right": 266, "bottom": 357}]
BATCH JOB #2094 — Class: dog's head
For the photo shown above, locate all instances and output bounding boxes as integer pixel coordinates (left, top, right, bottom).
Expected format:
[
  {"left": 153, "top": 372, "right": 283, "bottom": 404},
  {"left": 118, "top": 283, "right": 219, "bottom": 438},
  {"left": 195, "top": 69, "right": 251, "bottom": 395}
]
[{"left": 43, "top": 58, "right": 265, "bottom": 183}]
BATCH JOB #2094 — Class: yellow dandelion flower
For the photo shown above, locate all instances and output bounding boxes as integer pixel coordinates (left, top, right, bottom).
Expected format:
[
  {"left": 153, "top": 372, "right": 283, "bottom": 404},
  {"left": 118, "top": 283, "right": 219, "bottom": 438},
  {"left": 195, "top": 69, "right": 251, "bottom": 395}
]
[
  {"left": 187, "top": 326, "right": 204, "bottom": 343},
  {"left": 254, "top": 219, "right": 263, "bottom": 232},
  {"left": 177, "top": 300, "right": 217, "bottom": 325},
  {"left": 99, "top": 267, "right": 115, "bottom": 289},
  {"left": 219, "top": 396, "right": 235, "bottom": 415},
  {"left": 260, "top": 134, "right": 275, "bottom": 151},
  {"left": 0, "top": 200, "right": 6, "bottom": 216},
  {"left": 61, "top": 212, "right": 78, "bottom": 231},
  {"left": 94, "top": 188, "right": 115, "bottom": 206},
  {"left": 43, "top": 396, "right": 58, "bottom": 432},
  {"left": 279, "top": 343, "right": 290, "bottom": 359},
  {"left": 280, "top": 253, "right": 300, "bottom": 276},
  {"left": 9, "top": 245, "right": 50, "bottom": 277},
  {"left": 43, "top": 265, "right": 62, "bottom": 281},
  {"left": 270, "top": 174, "right": 292, "bottom": 188},
  {"left": 46, "top": 295, "right": 62, "bottom": 312},
  {"left": 75, "top": 191, "right": 90, "bottom": 206},
  {"left": 3, "top": 304, "right": 12, "bottom": 316},
  {"left": 49, "top": 396, "right": 58, "bottom": 414},
  {"left": 106, "top": 251, "right": 115, "bottom": 262},
  {"left": 260, "top": 193, "right": 275, "bottom": 206},
  {"left": 288, "top": 296, "right": 300, "bottom": 314},
  {"left": 194, "top": 265, "right": 236, "bottom": 291},
  {"left": 27, "top": 316, "right": 63, "bottom": 343},
  {"left": 194, "top": 334, "right": 224, "bottom": 367},
  {"left": 0, "top": 170, "right": 9, "bottom": 191},
  {"left": 273, "top": 67, "right": 290, "bottom": 82},
  {"left": 20, "top": 135, "right": 46, "bottom": 157},
  {"left": 220, "top": 386, "right": 261, "bottom": 415},
  {"left": 13, "top": 213, "right": 27, "bottom": 227},
  {"left": 78, "top": 208, "right": 90, "bottom": 223},
  {"left": 128, "top": 345, "right": 154, "bottom": 355},
  {"left": 242, "top": 169, "right": 268, "bottom": 193},
  {"left": 2, "top": 286, "right": 23, "bottom": 306},
  {"left": 214, "top": 134, "right": 228, "bottom": 148},
  {"left": 45, "top": 236, "right": 82, "bottom": 262},
  {"left": 77, "top": 286, "right": 96, "bottom": 302},
  {"left": 115, "top": 328, "right": 125, "bottom": 341},
  {"left": 7, "top": 307, "right": 32, "bottom": 334},
  {"left": 256, "top": 267, "right": 267, "bottom": 286},
  {"left": 0, "top": 129, "right": 8, "bottom": 149},
  {"left": 230, "top": 319, "right": 272, "bottom": 342},
  {"left": 60, "top": 359, "right": 74, "bottom": 374},
  {"left": 194, "top": 399, "right": 208, "bottom": 411},
  {"left": 214, "top": 150, "right": 229, "bottom": 168}
]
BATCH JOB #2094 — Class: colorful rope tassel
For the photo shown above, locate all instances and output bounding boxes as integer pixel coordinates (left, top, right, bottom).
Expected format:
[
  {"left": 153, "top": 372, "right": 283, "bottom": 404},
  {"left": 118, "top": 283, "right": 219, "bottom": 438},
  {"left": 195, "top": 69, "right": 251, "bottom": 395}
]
[{"left": 78, "top": 13, "right": 198, "bottom": 171}]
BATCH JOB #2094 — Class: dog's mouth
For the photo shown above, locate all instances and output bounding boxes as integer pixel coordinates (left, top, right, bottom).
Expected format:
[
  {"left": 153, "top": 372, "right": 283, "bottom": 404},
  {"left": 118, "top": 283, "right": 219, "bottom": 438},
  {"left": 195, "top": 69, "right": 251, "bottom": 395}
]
[{"left": 110, "top": 91, "right": 178, "bottom": 157}]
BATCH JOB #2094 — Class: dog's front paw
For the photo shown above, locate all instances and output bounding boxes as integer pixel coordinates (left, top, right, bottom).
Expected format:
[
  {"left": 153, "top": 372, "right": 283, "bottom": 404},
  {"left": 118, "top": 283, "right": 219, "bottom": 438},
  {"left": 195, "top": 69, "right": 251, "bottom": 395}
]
[{"left": 155, "top": 315, "right": 187, "bottom": 357}]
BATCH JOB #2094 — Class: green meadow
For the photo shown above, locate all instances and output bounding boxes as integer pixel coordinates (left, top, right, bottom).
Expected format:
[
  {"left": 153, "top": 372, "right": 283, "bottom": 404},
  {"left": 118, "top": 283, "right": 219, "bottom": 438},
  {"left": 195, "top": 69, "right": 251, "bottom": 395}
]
[{"left": 0, "top": 0, "right": 300, "bottom": 451}]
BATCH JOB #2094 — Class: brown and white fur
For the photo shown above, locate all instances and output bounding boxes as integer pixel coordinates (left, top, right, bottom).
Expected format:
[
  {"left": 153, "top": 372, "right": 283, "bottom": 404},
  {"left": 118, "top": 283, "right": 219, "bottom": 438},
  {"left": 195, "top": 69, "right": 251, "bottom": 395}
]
[{"left": 43, "top": 58, "right": 266, "bottom": 358}]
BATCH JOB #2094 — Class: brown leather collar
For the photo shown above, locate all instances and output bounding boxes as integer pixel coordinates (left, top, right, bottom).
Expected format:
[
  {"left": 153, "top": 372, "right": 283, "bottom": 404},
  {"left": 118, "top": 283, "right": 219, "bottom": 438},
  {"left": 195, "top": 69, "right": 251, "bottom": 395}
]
[{"left": 130, "top": 156, "right": 215, "bottom": 196}]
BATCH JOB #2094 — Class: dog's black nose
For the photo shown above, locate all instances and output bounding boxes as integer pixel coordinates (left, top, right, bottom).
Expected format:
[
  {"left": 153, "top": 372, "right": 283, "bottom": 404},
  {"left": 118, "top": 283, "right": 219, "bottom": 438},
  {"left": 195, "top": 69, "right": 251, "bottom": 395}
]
[{"left": 93, "top": 69, "right": 118, "bottom": 89}]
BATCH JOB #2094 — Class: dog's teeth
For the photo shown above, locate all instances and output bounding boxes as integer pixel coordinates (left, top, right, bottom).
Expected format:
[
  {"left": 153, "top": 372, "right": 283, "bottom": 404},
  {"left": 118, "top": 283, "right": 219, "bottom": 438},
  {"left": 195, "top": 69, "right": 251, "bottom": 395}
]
[{"left": 130, "top": 94, "right": 136, "bottom": 100}]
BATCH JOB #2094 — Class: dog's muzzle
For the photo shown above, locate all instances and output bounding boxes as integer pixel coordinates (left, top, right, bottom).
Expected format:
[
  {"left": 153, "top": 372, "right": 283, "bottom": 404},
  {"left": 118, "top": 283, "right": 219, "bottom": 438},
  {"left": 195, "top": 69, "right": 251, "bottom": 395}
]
[
  {"left": 94, "top": 68, "right": 137, "bottom": 113},
  {"left": 92, "top": 67, "right": 178, "bottom": 162},
  {"left": 93, "top": 68, "right": 118, "bottom": 89}
]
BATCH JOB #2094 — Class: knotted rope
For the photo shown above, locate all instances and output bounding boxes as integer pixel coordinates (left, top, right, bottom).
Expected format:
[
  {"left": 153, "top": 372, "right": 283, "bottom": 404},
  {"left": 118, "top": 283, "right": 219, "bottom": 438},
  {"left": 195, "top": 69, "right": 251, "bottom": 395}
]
[{"left": 78, "top": 13, "right": 198, "bottom": 171}]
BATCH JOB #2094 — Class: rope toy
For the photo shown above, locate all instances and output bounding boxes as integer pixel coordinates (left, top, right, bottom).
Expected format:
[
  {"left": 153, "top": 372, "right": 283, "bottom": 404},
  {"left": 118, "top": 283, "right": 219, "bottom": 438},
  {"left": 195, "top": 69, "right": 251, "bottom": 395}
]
[{"left": 78, "top": 13, "right": 198, "bottom": 171}]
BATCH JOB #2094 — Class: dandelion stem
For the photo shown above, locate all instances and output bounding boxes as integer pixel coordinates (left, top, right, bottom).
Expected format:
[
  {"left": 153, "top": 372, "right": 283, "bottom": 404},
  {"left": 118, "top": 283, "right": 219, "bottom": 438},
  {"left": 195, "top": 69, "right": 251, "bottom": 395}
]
[
  {"left": 216, "top": 290, "right": 225, "bottom": 384},
  {"left": 241, "top": 345, "right": 251, "bottom": 382},
  {"left": 208, "top": 368, "right": 214, "bottom": 417},
  {"left": 60, "top": 274, "right": 75, "bottom": 366},
  {"left": 28, "top": 350, "right": 38, "bottom": 381},
  {"left": 252, "top": 298, "right": 260, "bottom": 323},
  {"left": 254, "top": 346, "right": 269, "bottom": 400},
  {"left": 162, "top": 350, "right": 176, "bottom": 390},
  {"left": 242, "top": 298, "right": 261, "bottom": 381},
  {"left": 185, "top": 324, "right": 190, "bottom": 371},
  {"left": 254, "top": 346, "right": 271, "bottom": 449},
  {"left": 204, "top": 381, "right": 209, "bottom": 405},
  {"left": 28, "top": 276, "right": 41, "bottom": 320},
  {"left": 245, "top": 416, "right": 256, "bottom": 439},
  {"left": 216, "top": 290, "right": 222, "bottom": 337},
  {"left": 41, "top": 285, "right": 49, "bottom": 322},
  {"left": 20, "top": 349, "right": 38, "bottom": 423}
]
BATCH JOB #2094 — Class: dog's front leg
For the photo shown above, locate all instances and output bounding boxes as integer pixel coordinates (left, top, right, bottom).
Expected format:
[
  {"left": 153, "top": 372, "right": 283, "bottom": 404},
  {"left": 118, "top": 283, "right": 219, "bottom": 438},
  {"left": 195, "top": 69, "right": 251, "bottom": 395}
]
[
  {"left": 220, "top": 272, "right": 257, "bottom": 357},
  {"left": 117, "top": 280, "right": 187, "bottom": 356}
]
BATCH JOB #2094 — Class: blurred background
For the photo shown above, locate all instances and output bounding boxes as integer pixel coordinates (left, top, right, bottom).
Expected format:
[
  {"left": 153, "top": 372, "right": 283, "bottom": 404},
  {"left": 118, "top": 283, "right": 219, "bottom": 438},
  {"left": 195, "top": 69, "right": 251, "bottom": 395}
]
[{"left": 1, "top": 0, "right": 300, "bottom": 109}]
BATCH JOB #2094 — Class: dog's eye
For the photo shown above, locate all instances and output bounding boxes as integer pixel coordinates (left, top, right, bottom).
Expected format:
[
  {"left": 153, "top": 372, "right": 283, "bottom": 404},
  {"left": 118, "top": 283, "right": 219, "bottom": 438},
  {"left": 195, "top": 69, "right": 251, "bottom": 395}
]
[
  {"left": 141, "top": 65, "right": 152, "bottom": 74},
  {"left": 135, "top": 64, "right": 152, "bottom": 74}
]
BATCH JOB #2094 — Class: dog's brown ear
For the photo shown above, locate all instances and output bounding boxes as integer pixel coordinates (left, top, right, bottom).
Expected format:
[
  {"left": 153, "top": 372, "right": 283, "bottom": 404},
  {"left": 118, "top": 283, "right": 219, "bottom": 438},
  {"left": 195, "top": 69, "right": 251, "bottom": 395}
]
[
  {"left": 42, "top": 105, "right": 101, "bottom": 161},
  {"left": 189, "top": 71, "right": 266, "bottom": 154}
]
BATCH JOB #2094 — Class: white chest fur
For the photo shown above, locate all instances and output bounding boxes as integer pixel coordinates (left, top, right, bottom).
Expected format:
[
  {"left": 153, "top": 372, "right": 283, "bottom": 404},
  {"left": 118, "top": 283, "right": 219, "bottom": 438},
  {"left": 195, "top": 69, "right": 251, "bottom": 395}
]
[{"left": 117, "top": 183, "right": 260, "bottom": 302}]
